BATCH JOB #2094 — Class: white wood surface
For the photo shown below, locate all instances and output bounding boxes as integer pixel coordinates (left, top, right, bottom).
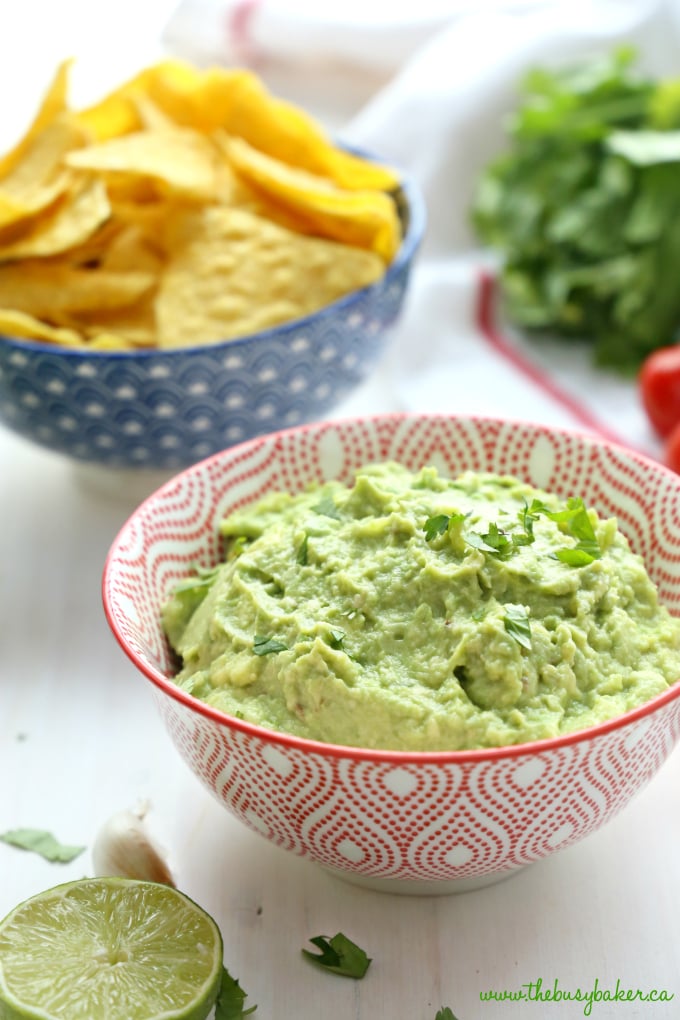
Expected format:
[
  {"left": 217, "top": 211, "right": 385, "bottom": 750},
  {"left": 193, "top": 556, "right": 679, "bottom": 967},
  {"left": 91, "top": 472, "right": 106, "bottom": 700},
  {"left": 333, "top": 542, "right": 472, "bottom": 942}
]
[{"left": 2, "top": 413, "right": 680, "bottom": 1020}]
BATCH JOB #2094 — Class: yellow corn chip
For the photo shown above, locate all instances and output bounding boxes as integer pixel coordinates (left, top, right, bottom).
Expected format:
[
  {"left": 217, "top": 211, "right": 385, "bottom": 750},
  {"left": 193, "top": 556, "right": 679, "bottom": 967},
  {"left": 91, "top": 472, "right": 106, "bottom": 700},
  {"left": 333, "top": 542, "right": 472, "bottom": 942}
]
[
  {"left": 156, "top": 205, "right": 384, "bottom": 348},
  {"left": 0, "top": 59, "right": 73, "bottom": 180},
  {"left": 215, "top": 71, "right": 399, "bottom": 192},
  {"left": 0, "top": 259, "right": 156, "bottom": 317},
  {"left": 0, "top": 116, "right": 88, "bottom": 234},
  {"left": 0, "top": 307, "right": 83, "bottom": 346},
  {"left": 87, "top": 331, "right": 138, "bottom": 350},
  {"left": 98, "top": 222, "right": 164, "bottom": 274},
  {"left": 222, "top": 134, "right": 401, "bottom": 262},
  {"left": 0, "top": 175, "right": 110, "bottom": 261},
  {"left": 64, "top": 125, "right": 221, "bottom": 202},
  {"left": 73, "top": 60, "right": 202, "bottom": 141}
]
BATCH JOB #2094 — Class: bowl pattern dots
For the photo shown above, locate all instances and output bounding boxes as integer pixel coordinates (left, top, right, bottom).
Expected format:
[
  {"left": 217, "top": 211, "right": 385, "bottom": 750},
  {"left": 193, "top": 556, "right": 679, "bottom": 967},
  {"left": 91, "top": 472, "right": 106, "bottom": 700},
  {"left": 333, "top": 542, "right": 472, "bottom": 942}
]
[
  {"left": 0, "top": 176, "right": 424, "bottom": 470},
  {"left": 103, "top": 414, "right": 680, "bottom": 890}
]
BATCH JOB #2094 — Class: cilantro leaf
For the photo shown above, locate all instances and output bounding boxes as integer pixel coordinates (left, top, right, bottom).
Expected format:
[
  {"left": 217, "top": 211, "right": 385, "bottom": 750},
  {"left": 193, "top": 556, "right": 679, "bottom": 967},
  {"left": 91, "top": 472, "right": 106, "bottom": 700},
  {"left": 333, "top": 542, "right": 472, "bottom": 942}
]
[
  {"left": 471, "top": 45, "right": 680, "bottom": 371},
  {"left": 253, "top": 635, "right": 288, "bottom": 656},
  {"left": 554, "top": 547, "right": 598, "bottom": 566},
  {"left": 424, "top": 512, "right": 467, "bottom": 542},
  {"left": 424, "top": 514, "right": 452, "bottom": 541},
  {"left": 301, "top": 933, "right": 371, "bottom": 979},
  {"left": 326, "top": 628, "right": 345, "bottom": 650},
  {"left": 467, "top": 523, "right": 513, "bottom": 559},
  {"left": 215, "top": 967, "right": 257, "bottom": 1019},
  {"left": 545, "top": 497, "right": 601, "bottom": 564},
  {"left": 0, "top": 828, "right": 85, "bottom": 863},
  {"left": 313, "top": 495, "right": 341, "bottom": 520},
  {"left": 435, "top": 1009, "right": 460, "bottom": 1020},
  {"left": 503, "top": 604, "right": 532, "bottom": 650},
  {"left": 296, "top": 534, "right": 309, "bottom": 566}
]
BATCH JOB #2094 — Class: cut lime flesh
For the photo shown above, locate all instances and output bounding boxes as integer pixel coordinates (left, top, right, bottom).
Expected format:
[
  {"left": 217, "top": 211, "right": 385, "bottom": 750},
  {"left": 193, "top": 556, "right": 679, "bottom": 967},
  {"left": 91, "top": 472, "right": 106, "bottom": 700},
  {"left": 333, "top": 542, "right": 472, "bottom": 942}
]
[{"left": 0, "top": 877, "right": 223, "bottom": 1020}]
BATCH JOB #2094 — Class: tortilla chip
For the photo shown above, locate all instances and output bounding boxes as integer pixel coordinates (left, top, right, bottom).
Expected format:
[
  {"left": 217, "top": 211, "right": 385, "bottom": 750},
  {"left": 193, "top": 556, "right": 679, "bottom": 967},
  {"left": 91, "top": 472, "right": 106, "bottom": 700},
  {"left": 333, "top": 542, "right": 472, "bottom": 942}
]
[
  {"left": 156, "top": 205, "right": 384, "bottom": 348},
  {"left": 73, "top": 60, "right": 202, "bottom": 141},
  {"left": 215, "top": 71, "right": 400, "bottom": 191},
  {"left": 0, "top": 59, "right": 73, "bottom": 180},
  {"left": 0, "top": 175, "right": 110, "bottom": 261},
  {"left": 87, "top": 331, "right": 138, "bottom": 351},
  {"left": 64, "top": 125, "right": 221, "bottom": 202},
  {"left": 0, "top": 116, "right": 88, "bottom": 234},
  {"left": 0, "top": 259, "right": 156, "bottom": 318},
  {"left": 98, "top": 222, "right": 164, "bottom": 273},
  {"left": 0, "top": 307, "right": 84, "bottom": 346},
  {"left": 222, "top": 134, "right": 402, "bottom": 262}
]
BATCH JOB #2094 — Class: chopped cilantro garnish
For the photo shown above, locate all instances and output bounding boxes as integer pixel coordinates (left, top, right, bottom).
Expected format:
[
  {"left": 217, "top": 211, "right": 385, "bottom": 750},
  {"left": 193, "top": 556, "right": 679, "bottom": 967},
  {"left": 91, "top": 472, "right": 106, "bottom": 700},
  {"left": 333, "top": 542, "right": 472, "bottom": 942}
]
[
  {"left": 503, "top": 604, "right": 532, "bottom": 650},
  {"left": 302, "top": 933, "right": 371, "bottom": 979},
  {"left": 215, "top": 967, "right": 257, "bottom": 1018},
  {"left": 313, "top": 495, "right": 341, "bottom": 519},
  {"left": 423, "top": 511, "right": 466, "bottom": 541},
  {"left": 0, "top": 829, "right": 85, "bottom": 864},
  {"left": 326, "top": 628, "right": 346, "bottom": 650},
  {"left": 545, "top": 497, "right": 602, "bottom": 564},
  {"left": 466, "top": 524, "right": 513, "bottom": 559},
  {"left": 296, "top": 534, "right": 309, "bottom": 565},
  {"left": 253, "top": 635, "right": 288, "bottom": 656},
  {"left": 424, "top": 514, "right": 452, "bottom": 541}
]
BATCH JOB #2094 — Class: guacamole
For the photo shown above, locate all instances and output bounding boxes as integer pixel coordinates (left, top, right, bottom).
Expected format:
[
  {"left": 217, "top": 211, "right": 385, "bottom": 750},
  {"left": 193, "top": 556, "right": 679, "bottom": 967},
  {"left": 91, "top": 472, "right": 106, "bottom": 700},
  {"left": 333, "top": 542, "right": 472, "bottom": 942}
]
[{"left": 162, "top": 463, "right": 680, "bottom": 751}]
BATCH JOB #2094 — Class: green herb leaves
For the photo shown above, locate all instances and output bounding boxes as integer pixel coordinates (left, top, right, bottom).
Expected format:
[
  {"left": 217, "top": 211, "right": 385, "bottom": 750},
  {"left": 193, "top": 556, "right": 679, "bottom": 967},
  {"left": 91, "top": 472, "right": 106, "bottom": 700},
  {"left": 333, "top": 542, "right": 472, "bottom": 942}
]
[
  {"left": 503, "top": 605, "right": 532, "bottom": 650},
  {"left": 435, "top": 1009, "right": 460, "bottom": 1020},
  {"left": 472, "top": 46, "right": 680, "bottom": 372},
  {"left": 423, "top": 495, "right": 601, "bottom": 566},
  {"left": 215, "top": 968, "right": 257, "bottom": 1019},
  {"left": 547, "top": 497, "right": 601, "bottom": 565},
  {"left": 302, "top": 932, "right": 372, "bottom": 979},
  {"left": 0, "top": 828, "right": 85, "bottom": 864},
  {"left": 313, "top": 494, "right": 342, "bottom": 520},
  {"left": 252, "top": 635, "right": 288, "bottom": 656}
]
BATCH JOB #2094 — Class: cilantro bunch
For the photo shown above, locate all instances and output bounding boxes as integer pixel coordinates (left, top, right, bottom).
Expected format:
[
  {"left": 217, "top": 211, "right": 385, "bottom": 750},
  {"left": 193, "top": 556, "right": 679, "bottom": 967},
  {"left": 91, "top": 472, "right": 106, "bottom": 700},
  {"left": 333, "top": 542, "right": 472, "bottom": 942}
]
[{"left": 472, "top": 46, "right": 680, "bottom": 372}]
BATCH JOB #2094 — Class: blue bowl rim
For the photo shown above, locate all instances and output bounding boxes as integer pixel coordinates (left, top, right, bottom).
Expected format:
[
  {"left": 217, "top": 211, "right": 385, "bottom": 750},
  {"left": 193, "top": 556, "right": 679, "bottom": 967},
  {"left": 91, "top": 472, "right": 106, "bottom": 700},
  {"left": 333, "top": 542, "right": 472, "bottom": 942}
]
[{"left": 0, "top": 154, "right": 426, "bottom": 362}]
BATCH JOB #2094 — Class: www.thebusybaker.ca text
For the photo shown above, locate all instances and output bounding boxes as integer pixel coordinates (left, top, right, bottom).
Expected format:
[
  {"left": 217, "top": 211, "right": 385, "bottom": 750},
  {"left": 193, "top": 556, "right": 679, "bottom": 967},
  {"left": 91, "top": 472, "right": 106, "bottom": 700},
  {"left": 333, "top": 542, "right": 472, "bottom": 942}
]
[{"left": 480, "top": 977, "right": 674, "bottom": 1016}]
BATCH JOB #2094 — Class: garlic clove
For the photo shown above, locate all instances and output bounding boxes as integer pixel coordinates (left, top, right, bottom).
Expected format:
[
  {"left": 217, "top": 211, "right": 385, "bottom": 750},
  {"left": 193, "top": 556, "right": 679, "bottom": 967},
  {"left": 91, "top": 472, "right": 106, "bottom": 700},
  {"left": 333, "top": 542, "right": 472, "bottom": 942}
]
[{"left": 92, "top": 809, "right": 175, "bottom": 886}]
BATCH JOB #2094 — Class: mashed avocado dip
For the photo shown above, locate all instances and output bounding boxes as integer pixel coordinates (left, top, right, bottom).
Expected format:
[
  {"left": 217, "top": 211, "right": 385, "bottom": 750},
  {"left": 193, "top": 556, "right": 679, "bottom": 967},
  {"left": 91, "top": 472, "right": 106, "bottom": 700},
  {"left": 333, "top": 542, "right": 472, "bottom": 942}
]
[{"left": 162, "top": 463, "right": 680, "bottom": 751}]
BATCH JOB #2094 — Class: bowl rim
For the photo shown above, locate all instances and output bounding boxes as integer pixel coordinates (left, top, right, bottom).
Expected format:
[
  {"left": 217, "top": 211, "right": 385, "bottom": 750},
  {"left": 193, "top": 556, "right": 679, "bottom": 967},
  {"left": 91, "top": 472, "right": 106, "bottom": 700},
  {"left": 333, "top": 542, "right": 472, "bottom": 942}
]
[
  {"left": 0, "top": 160, "right": 426, "bottom": 362},
  {"left": 102, "top": 410, "right": 680, "bottom": 765}
]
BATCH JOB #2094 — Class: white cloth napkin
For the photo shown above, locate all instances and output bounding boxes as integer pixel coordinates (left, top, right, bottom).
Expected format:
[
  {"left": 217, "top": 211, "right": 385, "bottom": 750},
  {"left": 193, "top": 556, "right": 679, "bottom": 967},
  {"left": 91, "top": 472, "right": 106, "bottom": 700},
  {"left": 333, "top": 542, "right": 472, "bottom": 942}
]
[{"left": 165, "top": 0, "right": 680, "bottom": 460}]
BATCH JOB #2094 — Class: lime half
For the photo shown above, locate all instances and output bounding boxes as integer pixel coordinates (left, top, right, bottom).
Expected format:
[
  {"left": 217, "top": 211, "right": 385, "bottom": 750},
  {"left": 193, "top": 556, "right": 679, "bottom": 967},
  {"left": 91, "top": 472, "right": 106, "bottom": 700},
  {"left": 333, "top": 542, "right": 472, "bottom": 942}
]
[{"left": 0, "top": 877, "right": 223, "bottom": 1020}]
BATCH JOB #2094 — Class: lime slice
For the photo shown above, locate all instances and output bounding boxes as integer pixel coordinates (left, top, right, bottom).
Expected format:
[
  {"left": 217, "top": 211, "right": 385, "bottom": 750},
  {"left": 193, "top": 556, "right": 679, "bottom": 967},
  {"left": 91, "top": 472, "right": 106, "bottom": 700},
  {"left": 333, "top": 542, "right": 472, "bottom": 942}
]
[{"left": 0, "top": 877, "right": 223, "bottom": 1020}]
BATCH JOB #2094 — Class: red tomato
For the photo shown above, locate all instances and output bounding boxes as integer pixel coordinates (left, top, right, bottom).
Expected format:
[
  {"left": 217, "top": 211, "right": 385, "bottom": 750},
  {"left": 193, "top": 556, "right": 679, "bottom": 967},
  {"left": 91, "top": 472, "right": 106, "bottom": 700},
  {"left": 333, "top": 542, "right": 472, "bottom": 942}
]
[
  {"left": 639, "top": 345, "right": 680, "bottom": 437},
  {"left": 665, "top": 419, "right": 680, "bottom": 474}
]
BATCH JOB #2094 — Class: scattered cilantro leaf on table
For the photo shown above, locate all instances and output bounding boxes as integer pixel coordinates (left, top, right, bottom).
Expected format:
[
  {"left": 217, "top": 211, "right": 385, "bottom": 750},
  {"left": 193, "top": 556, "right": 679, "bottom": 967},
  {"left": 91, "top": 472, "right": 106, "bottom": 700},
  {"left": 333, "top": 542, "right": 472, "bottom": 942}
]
[
  {"left": 215, "top": 967, "right": 257, "bottom": 1018},
  {"left": 302, "top": 932, "right": 371, "bottom": 979},
  {"left": 435, "top": 1009, "right": 460, "bottom": 1020},
  {"left": 0, "top": 828, "right": 85, "bottom": 863}
]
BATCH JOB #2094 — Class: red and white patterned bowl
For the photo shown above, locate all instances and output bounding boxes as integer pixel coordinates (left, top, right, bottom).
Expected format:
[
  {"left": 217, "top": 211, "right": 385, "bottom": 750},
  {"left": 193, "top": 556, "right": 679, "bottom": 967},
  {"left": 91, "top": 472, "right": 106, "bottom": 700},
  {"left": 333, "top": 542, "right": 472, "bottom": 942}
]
[{"left": 102, "top": 414, "right": 680, "bottom": 893}]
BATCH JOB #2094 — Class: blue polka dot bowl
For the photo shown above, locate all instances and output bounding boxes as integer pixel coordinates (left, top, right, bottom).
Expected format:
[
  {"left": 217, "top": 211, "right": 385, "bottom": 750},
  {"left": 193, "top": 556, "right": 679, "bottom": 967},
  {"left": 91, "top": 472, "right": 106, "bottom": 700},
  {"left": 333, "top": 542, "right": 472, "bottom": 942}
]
[{"left": 0, "top": 170, "right": 425, "bottom": 473}]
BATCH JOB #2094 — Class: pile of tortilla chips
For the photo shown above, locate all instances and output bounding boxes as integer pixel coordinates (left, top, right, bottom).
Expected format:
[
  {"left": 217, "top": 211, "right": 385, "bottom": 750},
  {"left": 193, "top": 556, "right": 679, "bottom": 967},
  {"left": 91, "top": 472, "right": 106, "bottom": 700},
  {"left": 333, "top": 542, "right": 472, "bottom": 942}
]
[{"left": 0, "top": 59, "right": 403, "bottom": 350}]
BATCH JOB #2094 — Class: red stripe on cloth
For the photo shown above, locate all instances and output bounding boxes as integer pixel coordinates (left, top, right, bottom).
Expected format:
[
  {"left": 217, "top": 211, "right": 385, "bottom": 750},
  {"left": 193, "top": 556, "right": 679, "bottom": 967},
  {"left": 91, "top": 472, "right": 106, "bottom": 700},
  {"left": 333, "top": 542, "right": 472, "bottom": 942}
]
[
  {"left": 226, "top": 0, "right": 264, "bottom": 65},
  {"left": 476, "top": 269, "right": 637, "bottom": 449}
]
